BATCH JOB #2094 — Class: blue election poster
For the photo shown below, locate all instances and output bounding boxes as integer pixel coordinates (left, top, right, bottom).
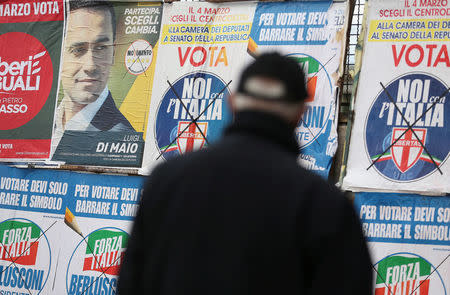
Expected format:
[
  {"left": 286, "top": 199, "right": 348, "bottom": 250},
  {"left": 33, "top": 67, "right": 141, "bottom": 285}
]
[
  {"left": 355, "top": 192, "right": 450, "bottom": 295},
  {"left": 248, "top": 1, "right": 349, "bottom": 177},
  {"left": 0, "top": 165, "right": 145, "bottom": 294}
]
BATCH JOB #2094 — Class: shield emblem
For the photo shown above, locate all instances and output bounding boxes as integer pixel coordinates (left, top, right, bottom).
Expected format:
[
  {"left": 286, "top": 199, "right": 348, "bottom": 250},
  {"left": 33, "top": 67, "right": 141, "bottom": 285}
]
[
  {"left": 177, "top": 121, "right": 208, "bottom": 154},
  {"left": 391, "top": 128, "right": 427, "bottom": 173}
]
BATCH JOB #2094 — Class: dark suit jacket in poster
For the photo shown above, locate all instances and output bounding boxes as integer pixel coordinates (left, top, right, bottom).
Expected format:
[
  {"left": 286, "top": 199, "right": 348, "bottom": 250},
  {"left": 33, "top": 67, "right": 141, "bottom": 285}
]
[
  {"left": 88, "top": 91, "right": 134, "bottom": 132},
  {"left": 52, "top": 91, "right": 135, "bottom": 158}
]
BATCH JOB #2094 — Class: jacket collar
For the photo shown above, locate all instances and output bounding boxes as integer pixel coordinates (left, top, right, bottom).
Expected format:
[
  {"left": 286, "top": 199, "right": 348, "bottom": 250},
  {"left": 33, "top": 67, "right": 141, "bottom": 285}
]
[{"left": 224, "top": 111, "right": 299, "bottom": 155}]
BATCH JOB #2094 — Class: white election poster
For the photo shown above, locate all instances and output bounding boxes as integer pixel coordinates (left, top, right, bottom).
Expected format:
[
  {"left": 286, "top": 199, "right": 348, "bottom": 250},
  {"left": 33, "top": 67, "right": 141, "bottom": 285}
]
[
  {"left": 354, "top": 193, "right": 450, "bottom": 295},
  {"left": 140, "top": 2, "right": 256, "bottom": 174},
  {"left": 247, "top": 0, "right": 349, "bottom": 177},
  {"left": 343, "top": 0, "right": 450, "bottom": 194}
]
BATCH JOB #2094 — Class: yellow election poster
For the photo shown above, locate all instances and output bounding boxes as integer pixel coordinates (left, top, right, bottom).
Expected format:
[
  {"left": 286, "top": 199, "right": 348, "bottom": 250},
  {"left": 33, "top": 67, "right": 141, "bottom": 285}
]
[
  {"left": 51, "top": 1, "right": 163, "bottom": 168},
  {"left": 140, "top": 2, "right": 256, "bottom": 174}
]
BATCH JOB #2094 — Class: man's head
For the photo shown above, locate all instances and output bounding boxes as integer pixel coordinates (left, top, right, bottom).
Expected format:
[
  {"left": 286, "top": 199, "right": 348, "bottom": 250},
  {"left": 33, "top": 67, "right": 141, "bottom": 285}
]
[
  {"left": 61, "top": 0, "right": 116, "bottom": 106},
  {"left": 231, "top": 52, "right": 308, "bottom": 125}
]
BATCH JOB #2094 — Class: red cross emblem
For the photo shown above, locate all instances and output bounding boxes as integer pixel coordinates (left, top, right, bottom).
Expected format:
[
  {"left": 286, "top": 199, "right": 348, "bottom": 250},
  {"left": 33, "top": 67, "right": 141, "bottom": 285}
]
[
  {"left": 177, "top": 121, "right": 208, "bottom": 154},
  {"left": 391, "top": 128, "right": 427, "bottom": 173}
]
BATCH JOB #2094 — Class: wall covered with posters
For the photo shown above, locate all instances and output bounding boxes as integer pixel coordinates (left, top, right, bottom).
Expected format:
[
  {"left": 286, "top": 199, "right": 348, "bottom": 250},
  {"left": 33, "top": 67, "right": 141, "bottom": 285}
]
[
  {"left": 0, "top": 0, "right": 349, "bottom": 178},
  {"left": 2, "top": 0, "right": 448, "bottom": 293},
  {"left": 0, "top": 0, "right": 351, "bottom": 294}
]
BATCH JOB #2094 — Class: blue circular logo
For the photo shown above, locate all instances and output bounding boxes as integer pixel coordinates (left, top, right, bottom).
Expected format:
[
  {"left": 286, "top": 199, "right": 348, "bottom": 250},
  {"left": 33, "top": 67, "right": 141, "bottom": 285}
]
[
  {"left": 365, "top": 72, "right": 449, "bottom": 181},
  {"left": 155, "top": 71, "right": 231, "bottom": 159}
]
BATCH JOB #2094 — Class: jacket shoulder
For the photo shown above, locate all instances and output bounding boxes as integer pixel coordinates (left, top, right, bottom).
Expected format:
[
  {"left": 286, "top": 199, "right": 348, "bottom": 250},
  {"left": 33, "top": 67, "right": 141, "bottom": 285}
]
[{"left": 91, "top": 92, "right": 135, "bottom": 131}]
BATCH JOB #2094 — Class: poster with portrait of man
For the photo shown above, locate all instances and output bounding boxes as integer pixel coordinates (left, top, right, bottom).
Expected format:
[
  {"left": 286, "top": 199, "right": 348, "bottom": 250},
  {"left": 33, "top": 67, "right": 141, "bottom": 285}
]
[{"left": 51, "top": 0, "right": 163, "bottom": 168}]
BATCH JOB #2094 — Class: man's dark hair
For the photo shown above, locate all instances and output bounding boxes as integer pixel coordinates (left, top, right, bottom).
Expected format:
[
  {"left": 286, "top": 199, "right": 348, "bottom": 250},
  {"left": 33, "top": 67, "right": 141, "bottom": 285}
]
[{"left": 69, "top": 0, "right": 116, "bottom": 40}]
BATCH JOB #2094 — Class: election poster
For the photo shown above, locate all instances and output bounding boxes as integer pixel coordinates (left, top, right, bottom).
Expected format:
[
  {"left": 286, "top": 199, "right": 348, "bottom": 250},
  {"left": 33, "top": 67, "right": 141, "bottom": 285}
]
[
  {"left": 0, "top": 0, "right": 64, "bottom": 161},
  {"left": 342, "top": 0, "right": 450, "bottom": 193},
  {"left": 355, "top": 192, "right": 450, "bottom": 295},
  {"left": 51, "top": 1, "right": 163, "bottom": 168},
  {"left": 247, "top": 0, "right": 349, "bottom": 177},
  {"left": 140, "top": 1, "right": 256, "bottom": 174},
  {"left": 0, "top": 213, "right": 60, "bottom": 295},
  {"left": 0, "top": 164, "right": 145, "bottom": 294}
]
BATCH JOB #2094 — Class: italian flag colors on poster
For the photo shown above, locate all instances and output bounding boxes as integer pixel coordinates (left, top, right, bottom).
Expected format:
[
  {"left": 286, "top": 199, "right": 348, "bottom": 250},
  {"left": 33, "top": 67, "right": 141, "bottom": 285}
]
[
  {"left": 65, "top": 228, "right": 128, "bottom": 295},
  {"left": 374, "top": 255, "right": 433, "bottom": 295},
  {"left": 0, "top": 218, "right": 52, "bottom": 294},
  {"left": 342, "top": 0, "right": 450, "bottom": 194},
  {"left": 0, "top": 0, "right": 64, "bottom": 160},
  {"left": 355, "top": 193, "right": 450, "bottom": 295}
]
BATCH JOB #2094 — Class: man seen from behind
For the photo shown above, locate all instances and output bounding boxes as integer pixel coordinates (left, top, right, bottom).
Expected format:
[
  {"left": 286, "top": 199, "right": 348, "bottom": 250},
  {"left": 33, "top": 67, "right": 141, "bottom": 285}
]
[{"left": 119, "top": 52, "right": 373, "bottom": 295}]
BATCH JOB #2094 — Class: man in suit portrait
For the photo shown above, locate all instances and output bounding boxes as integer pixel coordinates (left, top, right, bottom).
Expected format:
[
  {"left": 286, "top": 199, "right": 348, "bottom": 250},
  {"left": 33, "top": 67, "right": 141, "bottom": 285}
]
[{"left": 52, "top": 0, "right": 134, "bottom": 152}]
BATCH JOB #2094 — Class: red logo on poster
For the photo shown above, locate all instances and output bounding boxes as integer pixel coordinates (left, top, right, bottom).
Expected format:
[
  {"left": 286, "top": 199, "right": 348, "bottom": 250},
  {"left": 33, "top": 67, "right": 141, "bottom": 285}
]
[
  {"left": 391, "top": 128, "right": 427, "bottom": 173},
  {"left": 0, "top": 32, "right": 53, "bottom": 130},
  {"left": 177, "top": 121, "right": 208, "bottom": 154}
]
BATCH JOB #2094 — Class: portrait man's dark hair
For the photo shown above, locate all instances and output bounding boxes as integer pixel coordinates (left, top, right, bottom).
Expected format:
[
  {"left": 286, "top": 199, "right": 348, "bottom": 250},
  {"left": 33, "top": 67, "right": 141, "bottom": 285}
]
[{"left": 69, "top": 0, "right": 116, "bottom": 40}]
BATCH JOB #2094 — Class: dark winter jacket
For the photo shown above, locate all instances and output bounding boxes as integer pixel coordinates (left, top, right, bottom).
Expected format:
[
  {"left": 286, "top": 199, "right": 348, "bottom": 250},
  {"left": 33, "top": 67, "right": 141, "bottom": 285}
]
[{"left": 119, "top": 111, "right": 373, "bottom": 295}]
